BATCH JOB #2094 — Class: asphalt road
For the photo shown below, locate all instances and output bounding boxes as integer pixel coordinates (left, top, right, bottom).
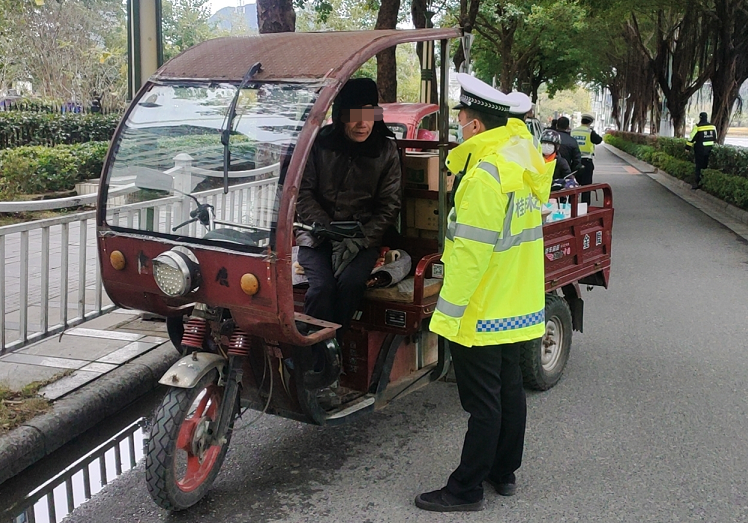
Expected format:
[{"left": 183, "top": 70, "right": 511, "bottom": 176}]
[{"left": 66, "top": 147, "right": 748, "bottom": 522}]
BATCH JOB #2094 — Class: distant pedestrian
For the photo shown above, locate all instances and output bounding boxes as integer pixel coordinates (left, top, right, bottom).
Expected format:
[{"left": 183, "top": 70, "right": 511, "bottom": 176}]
[
  {"left": 549, "top": 118, "right": 558, "bottom": 130},
  {"left": 555, "top": 117, "right": 582, "bottom": 175},
  {"left": 571, "top": 113, "right": 603, "bottom": 204},
  {"left": 686, "top": 112, "right": 717, "bottom": 190}
]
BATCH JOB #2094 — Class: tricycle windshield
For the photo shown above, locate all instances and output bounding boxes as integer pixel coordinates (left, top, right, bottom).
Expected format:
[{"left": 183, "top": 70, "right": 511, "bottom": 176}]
[{"left": 103, "top": 82, "right": 318, "bottom": 251}]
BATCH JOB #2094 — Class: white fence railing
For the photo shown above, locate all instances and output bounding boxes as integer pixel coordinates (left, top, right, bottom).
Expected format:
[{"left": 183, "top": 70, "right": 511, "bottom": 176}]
[{"left": 0, "top": 154, "right": 280, "bottom": 354}]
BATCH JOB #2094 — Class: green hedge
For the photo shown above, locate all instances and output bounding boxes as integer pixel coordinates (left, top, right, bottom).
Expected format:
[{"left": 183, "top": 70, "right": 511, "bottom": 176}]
[
  {"left": 0, "top": 112, "right": 120, "bottom": 149},
  {"left": 606, "top": 130, "right": 747, "bottom": 179},
  {"left": 0, "top": 142, "right": 109, "bottom": 197},
  {"left": 604, "top": 132, "right": 748, "bottom": 211}
]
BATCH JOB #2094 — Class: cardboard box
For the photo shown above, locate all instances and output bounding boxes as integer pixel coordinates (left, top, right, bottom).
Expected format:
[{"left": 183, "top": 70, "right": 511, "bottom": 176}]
[
  {"left": 414, "top": 198, "right": 440, "bottom": 230},
  {"left": 404, "top": 152, "right": 453, "bottom": 191}
]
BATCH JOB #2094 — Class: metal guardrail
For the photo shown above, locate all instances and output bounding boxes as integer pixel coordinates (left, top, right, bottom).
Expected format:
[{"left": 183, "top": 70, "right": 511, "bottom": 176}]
[
  {"left": 10, "top": 419, "right": 146, "bottom": 523},
  {"left": 0, "top": 210, "right": 113, "bottom": 355},
  {"left": 0, "top": 185, "right": 136, "bottom": 213},
  {"left": 0, "top": 153, "right": 280, "bottom": 354}
]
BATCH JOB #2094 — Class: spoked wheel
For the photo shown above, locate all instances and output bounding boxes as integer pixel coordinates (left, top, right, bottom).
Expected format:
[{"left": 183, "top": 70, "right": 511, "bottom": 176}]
[
  {"left": 520, "top": 294, "right": 573, "bottom": 391},
  {"left": 146, "top": 370, "right": 234, "bottom": 510}
]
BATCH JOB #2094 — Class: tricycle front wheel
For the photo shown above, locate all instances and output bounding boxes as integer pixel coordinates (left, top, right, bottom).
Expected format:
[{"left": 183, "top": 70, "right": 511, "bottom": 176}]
[
  {"left": 145, "top": 370, "right": 233, "bottom": 510},
  {"left": 520, "top": 294, "right": 573, "bottom": 391}
]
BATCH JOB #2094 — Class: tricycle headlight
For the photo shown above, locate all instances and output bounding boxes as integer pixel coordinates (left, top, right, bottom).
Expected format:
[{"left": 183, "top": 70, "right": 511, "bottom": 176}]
[{"left": 153, "top": 250, "right": 199, "bottom": 297}]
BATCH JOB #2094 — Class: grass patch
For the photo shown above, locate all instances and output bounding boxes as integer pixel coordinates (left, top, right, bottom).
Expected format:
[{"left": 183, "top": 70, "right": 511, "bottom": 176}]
[{"left": 0, "top": 370, "right": 74, "bottom": 434}]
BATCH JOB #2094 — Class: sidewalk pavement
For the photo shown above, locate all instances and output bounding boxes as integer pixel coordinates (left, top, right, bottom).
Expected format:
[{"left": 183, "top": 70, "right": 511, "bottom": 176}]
[
  {"left": 0, "top": 309, "right": 179, "bottom": 485},
  {"left": 603, "top": 143, "right": 748, "bottom": 241}
]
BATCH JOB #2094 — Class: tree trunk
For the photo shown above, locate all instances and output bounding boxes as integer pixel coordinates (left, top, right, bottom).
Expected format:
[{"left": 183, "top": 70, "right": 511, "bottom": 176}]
[
  {"left": 256, "top": 0, "right": 295, "bottom": 33},
  {"left": 452, "top": 0, "right": 481, "bottom": 71},
  {"left": 412, "top": 0, "right": 438, "bottom": 106},
  {"left": 709, "top": 0, "right": 748, "bottom": 144},
  {"left": 375, "top": 0, "right": 400, "bottom": 102}
]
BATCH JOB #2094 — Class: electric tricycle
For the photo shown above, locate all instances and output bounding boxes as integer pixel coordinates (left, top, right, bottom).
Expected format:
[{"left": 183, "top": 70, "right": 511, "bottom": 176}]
[{"left": 96, "top": 29, "right": 613, "bottom": 511}]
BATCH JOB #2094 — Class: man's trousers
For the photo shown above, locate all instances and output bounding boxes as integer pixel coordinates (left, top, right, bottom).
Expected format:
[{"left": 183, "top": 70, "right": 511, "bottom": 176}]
[
  {"left": 578, "top": 158, "right": 595, "bottom": 205},
  {"left": 297, "top": 242, "right": 378, "bottom": 339},
  {"left": 446, "top": 340, "right": 528, "bottom": 503}
]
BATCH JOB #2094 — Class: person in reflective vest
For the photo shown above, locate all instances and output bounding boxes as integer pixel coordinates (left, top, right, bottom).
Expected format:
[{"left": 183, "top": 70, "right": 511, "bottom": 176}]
[
  {"left": 415, "top": 73, "right": 552, "bottom": 513},
  {"left": 570, "top": 113, "right": 602, "bottom": 204},
  {"left": 686, "top": 112, "right": 717, "bottom": 189}
]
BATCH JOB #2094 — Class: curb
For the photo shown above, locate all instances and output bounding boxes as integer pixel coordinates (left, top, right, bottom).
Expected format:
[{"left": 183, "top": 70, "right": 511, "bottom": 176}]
[
  {"left": 0, "top": 342, "right": 179, "bottom": 485},
  {"left": 604, "top": 144, "right": 748, "bottom": 241}
]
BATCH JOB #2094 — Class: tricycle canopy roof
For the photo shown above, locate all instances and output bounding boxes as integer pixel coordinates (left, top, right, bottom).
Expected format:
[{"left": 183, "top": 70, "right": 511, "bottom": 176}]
[{"left": 153, "top": 29, "right": 461, "bottom": 83}]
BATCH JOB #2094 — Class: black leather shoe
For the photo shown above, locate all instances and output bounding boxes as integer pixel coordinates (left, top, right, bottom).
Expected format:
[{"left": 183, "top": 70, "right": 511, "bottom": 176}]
[
  {"left": 414, "top": 488, "right": 484, "bottom": 512},
  {"left": 485, "top": 477, "right": 517, "bottom": 496}
]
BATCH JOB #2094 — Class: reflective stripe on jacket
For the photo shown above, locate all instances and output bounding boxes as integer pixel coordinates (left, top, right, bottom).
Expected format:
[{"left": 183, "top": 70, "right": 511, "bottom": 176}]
[
  {"left": 686, "top": 124, "right": 717, "bottom": 150},
  {"left": 571, "top": 126, "right": 595, "bottom": 158},
  {"left": 430, "top": 120, "right": 553, "bottom": 346}
]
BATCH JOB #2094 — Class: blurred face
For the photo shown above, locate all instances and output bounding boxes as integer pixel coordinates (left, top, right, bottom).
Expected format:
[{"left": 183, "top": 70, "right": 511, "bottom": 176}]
[
  {"left": 458, "top": 110, "right": 480, "bottom": 141},
  {"left": 341, "top": 105, "right": 382, "bottom": 142}
]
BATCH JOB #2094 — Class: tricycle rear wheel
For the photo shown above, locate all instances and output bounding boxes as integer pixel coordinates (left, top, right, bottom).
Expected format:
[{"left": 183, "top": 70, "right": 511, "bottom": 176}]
[
  {"left": 520, "top": 294, "right": 573, "bottom": 391},
  {"left": 145, "top": 370, "right": 233, "bottom": 510}
]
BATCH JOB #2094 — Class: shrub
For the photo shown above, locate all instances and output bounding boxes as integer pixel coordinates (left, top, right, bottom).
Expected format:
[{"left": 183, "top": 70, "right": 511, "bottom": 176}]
[
  {"left": 0, "top": 141, "right": 109, "bottom": 197},
  {"left": 655, "top": 137, "right": 691, "bottom": 163},
  {"left": 701, "top": 169, "right": 748, "bottom": 210},
  {"left": 709, "top": 145, "right": 748, "bottom": 179},
  {"left": 0, "top": 112, "right": 120, "bottom": 149}
]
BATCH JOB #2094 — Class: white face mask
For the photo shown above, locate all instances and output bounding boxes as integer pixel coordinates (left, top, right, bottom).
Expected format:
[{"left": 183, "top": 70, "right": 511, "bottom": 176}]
[
  {"left": 541, "top": 143, "right": 556, "bottom": 156},
  {"left": 456, "top": 119, "right": 476, "bottom": 143}
]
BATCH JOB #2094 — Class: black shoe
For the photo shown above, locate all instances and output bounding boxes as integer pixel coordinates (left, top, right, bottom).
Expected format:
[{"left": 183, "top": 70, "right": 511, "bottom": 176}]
[
  {"left": 691, "top": 185, "right": 698, "bottom": 190},
  {"left": 414, "top": 488, "right": 484, "bottom": 512},
  {"left": 485, "top": 477, "right": 517, "bottom": 496}
]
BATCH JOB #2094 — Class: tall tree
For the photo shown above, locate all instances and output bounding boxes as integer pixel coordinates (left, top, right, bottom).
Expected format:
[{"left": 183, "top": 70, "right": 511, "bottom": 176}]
[
  {"left": 374, "top": 0, "right": 401, "bottom": 102},
  {"left": 707, "top": 0, "right": 748, "bottom": 143},
  {"left": 162, "top": 0, "right": 214, "bottom": 60},
  {"left": 625, "top": 3, "right": 714, "bottom": 136},
  {"left": 257, "top": 0, "right": 296, "bottom": 33}
]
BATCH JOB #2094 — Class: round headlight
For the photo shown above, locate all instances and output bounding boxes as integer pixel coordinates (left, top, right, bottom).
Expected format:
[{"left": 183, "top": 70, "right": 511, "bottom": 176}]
[{"left": 152, "top": 250, "right": 200, "bottom": 297}]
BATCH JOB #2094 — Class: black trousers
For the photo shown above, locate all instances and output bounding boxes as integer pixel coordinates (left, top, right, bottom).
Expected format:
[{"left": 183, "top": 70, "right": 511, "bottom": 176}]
[
  {"left": 297, "top": 242, "right": 379, "bottom": 339},
  {"left": 577, "top": 158, "right": 594, "bottom": 205},
  {"left": 446, "top": 341, "right": 528, "bottom": 503},
  {"left": 694, "top": 151, "right": 711, "bottom": 187}
]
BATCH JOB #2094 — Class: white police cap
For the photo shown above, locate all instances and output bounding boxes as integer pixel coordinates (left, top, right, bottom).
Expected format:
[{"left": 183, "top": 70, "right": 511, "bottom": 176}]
[
  {"left": 453, "top": 73, "right": 518, "bottom": 116},
  {"left": 506, "top": 91, "right": 533, "bottom": 116}
]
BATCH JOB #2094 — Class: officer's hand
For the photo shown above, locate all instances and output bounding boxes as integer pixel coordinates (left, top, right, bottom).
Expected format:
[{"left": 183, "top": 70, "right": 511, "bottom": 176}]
[{"left": 331, "top": 238, "right": 366, "bottom": 278}]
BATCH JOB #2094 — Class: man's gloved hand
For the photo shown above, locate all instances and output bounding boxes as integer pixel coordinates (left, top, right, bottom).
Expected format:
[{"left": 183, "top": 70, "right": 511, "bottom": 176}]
[{"left": 331, "top": 238, "right": 367, "bottom": 278}]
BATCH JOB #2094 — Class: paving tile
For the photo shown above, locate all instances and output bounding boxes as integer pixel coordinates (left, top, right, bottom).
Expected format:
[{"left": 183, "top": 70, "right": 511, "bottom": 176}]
[
  {"left": 0, "top": 362, "right": 66, "bottom": 391},
  {"left": 0, "top": 353, "right": 89, "bottom": 370},
  {"left": 20, "top": 335, "right": 129, "bottom": 361},
  {"left": 64, "top": 327, "right": 144, "bottom": 342},
  {"left": 96, "top": 341, "right": 158, "bottom": 364},
  {"left": 38, "top": 370, "right": 102, "bottom": 400},
  {"left": 80, "top": 313, "right": 139, "bottom": 331},
  {"left": 141, "top": 336, "right": 168, "bottom": 344},
  {"left": 111, "top": 308, "right": 145, "bottom": 315},
  {"left": 79, "top": 362, "right": 118, "bottom": 373}
]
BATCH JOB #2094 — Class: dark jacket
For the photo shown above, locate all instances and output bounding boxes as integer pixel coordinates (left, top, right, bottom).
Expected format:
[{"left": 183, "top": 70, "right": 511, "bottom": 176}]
[
  {"left": 551, "top": 154, "right": 571, "bottom": 180},
  {"left": 557, "top": 130, "right": 582, "bottom": 173},
  {"left": 295, "top": 126, "right": 402, "bottom": 249}
]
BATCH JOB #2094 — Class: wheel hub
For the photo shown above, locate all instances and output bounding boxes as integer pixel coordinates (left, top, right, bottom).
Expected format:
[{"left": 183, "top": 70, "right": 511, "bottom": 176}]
[
  {"left": 191, "top": 417, "right": 213, "bottom": 462},
  {"left": 541, "top": 316, "right": 563, "bottom": 371}
]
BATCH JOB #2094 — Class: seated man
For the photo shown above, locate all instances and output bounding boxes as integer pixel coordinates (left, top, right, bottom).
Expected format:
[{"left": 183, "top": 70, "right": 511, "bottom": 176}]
[{"left": 296, "top": 78, "right": 401, "bottom": 340}]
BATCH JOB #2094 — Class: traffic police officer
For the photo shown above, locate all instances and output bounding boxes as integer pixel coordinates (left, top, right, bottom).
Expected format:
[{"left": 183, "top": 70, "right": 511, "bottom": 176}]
[
  {"left": 506, "top": 91, "right": 538, "bottom": 149},
  {"left": 686, "top": 112, "right": 717, "bottom": 189},
  {"left": 571, "top": 113, "right": 602, "bottom": 204},
  {"left": 415, "top": 73, "right": 552, "bottom": 512}
]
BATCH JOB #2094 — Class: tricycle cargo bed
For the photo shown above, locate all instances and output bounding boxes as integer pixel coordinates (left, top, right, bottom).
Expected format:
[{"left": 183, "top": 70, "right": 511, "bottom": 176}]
[{"left": 543, "top": 183, "right": 613, "bottom": 292}]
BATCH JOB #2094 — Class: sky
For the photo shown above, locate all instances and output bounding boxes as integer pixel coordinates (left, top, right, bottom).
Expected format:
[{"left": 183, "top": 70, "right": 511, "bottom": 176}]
[{"left": 207, "top": 0, "right": 254, "bottom": 15}]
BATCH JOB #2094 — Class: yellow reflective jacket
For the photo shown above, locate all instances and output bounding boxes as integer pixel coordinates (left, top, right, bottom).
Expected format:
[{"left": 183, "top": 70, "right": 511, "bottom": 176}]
[
  {"left": 430, "top": 119, "right": 553, "bottom": 346},
  {"left": 571, "top": 126, "right": 595, "bottom": 157}
]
